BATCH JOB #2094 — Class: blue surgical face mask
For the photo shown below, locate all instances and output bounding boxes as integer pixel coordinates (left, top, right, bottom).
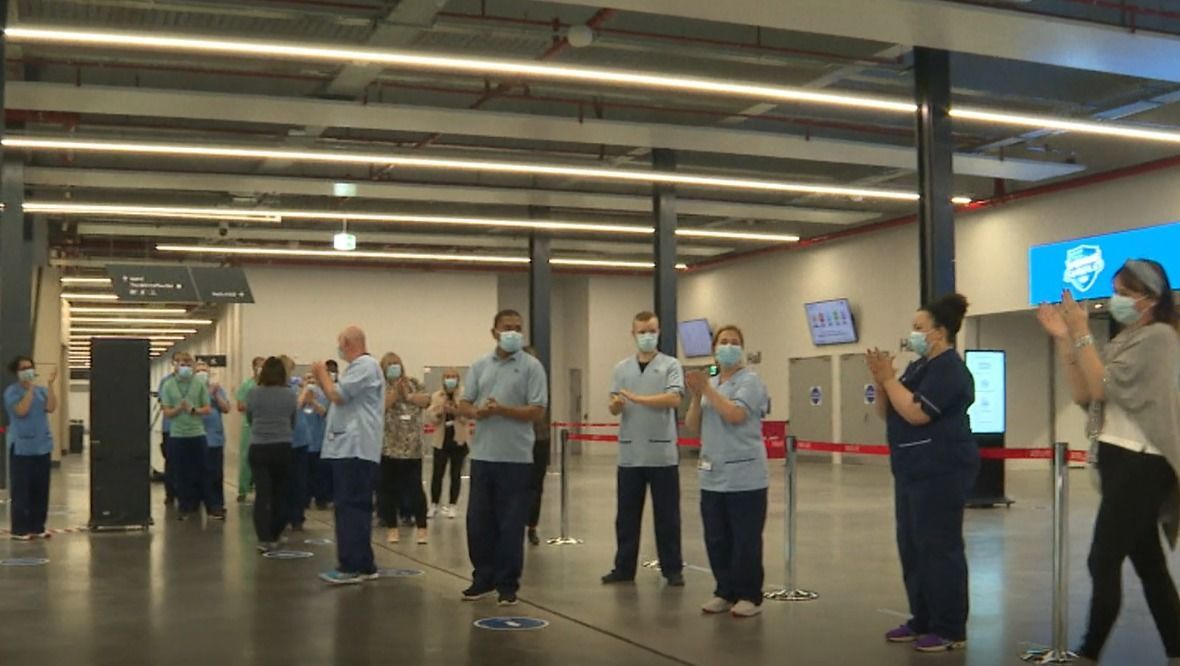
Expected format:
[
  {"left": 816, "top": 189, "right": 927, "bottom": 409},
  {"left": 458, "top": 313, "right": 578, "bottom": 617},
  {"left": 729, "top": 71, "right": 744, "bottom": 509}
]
[
  {"left": 386, "top": 364, "right": 402, "bottom": 381},
  {"left": 17, "top": 369, "right": 36, "bottom": 383},
  {"left": 905, "top": 331, "right": 930, "bottom": 356},
  {"left": 715, "top": 344, "right": 743, "bottom": 368},
  {"left": 1110, "top": 294, "right": 1145, "bottom": 325},
  {"left": 635, "top": 332, "right": 659, "bottom": 354},
  {"left": 195, "top": 371, "right": 209, "bottom": 384},
  {"left": 177, "top": 366, "right": 193, "bottom": 379},
  {"left": 498, "top": 331, "right": 524, "bottom": 354},
  {"left": 443, "top": 378, "right": 459, "bottom": 391}
]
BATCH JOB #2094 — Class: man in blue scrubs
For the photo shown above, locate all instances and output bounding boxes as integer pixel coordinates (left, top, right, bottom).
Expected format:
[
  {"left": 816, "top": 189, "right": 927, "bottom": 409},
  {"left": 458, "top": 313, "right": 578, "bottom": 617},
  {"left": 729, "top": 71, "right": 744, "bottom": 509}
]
[
  {"left": 459, "top": 309, "right": 548, "bottom": 606},
  {"left": 314, "top": 326, "right": 385, "bottom": 585},
  {"left": 196, "top": 361, "right": 231, "bottom": 520},
  {"left": 602, "top": 311, "right": 685, "bottom": 587}
]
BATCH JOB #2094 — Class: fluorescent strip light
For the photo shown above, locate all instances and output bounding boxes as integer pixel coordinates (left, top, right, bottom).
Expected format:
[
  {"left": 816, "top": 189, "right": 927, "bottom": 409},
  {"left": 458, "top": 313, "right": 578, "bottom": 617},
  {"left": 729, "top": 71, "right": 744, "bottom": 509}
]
[
  {"left": 156, "top": 244, "right": 531, "bottom": 265},
  {"left": 70, "top": 335, "right": 186, "bottom": 341},
  {"left": 2, "top": 27, "right": 916, "bottom": 114},
  {"left": 60, "top": 292, "right": 118, "bottom": 301},
  {"left": 28, "top": 202, "right": 281, "bottom": 223},
  {"left": 677, "top": 229, "right": 800, "bottom": 243},
  {"left": 951, "top": 196, "right": 973, "bottom": 205},
  {"left": 951, "top": 108, "right": 1180, "bottom": 143},
  {"left": 4, "top": 138, "right": 919, "bottom": 202},
  {"left": 60, "top": 277, "right": 111, "bottom": 285},
  {"left": 550, "top": 258, "right": 690, "bottom": 270},
  {"left": 69, "top": 307, "right": 188, "bottom": 314},
  {"left": 71, "top": 327, "right": 198, "bottom": 334},
  {"left": 70, "top": 317, "right": 213, "bottom": 325}
]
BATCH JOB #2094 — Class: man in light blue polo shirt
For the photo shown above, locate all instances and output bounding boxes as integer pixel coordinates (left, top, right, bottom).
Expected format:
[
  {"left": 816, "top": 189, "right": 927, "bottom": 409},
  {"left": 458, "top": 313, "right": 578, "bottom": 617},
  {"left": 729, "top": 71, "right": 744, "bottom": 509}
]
[
  {"left": 601, "top": 311, "right": 685, "bottom": 587},
  {"left": 459, "top": 309, "right": 548, "bottom": 606},
  {"left": 312, "top": 325, "right": 385, "bottom": 585}
]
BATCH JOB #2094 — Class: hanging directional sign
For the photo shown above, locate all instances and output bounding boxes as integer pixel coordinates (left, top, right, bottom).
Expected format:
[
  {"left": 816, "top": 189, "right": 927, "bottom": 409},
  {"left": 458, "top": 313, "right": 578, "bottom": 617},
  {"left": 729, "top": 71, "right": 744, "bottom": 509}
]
[
  {"left": 190, "top": 266, "right": 254, "bottom": 303},
  {"left": 474, "top": 617, "right": 549, "bottom": 631},
  {"left": 107, "top": 264, "right": 200, "bottom": 302}
]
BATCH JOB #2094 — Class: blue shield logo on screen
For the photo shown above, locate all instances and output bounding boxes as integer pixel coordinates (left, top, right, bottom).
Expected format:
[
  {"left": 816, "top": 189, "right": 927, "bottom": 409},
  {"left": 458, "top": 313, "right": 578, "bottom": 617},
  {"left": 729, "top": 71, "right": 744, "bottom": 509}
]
[{"left": 1063, "top": 245, "right": 1105, "bottom": 294}]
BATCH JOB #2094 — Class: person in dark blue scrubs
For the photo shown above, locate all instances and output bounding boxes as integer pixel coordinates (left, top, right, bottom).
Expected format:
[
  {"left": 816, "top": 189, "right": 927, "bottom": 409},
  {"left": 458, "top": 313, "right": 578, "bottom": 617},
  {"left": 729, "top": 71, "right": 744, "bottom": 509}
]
[
  {"left": 4, "top": 356, "right": 58, "bottom": 541},
  {"left": 866, "top": 292, "right": 979, "bottom": 654}
]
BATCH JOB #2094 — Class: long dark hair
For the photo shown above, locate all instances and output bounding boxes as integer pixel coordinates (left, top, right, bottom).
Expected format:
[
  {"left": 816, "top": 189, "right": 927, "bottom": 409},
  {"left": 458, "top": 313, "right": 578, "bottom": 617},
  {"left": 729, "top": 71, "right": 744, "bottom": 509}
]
[
  {"left": 257, "top": 356, "right": 288, "bottom": 387},
  {"left": 1114, "top": 259, "right": 1177, "bottom": 329}
]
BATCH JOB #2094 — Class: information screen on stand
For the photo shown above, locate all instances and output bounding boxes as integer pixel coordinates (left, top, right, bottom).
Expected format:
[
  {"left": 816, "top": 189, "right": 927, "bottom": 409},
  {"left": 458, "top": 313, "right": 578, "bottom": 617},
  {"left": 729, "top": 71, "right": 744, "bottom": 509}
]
[{"left": 965, "top": 350, "right": 1006, "bottom": 435}]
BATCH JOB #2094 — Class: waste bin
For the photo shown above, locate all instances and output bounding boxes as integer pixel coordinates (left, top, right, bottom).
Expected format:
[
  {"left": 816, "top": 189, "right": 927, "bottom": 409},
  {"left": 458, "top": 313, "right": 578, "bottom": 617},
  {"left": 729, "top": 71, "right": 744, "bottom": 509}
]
[{"left": 69, "top": 421, "right": 84, "bottom": 454}]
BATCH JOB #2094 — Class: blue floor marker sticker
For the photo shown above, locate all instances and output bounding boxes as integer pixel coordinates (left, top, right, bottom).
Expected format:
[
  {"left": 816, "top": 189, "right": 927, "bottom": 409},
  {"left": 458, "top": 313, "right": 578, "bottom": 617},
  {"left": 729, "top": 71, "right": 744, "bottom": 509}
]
[
  {"left": 303, "top": 538, "right": 334, "bottom": 546},
  {"left": 1, "top": 558, "right": 49, "bottom": 567},
  {"left": 263, "top": 550, "right": 315, "bottom": 560},
  {"left": 378, "top": 567, "right": 424, "bottom": 578},
  {"left": 474, "top": 617, "right": 549, "bottom": 631}
]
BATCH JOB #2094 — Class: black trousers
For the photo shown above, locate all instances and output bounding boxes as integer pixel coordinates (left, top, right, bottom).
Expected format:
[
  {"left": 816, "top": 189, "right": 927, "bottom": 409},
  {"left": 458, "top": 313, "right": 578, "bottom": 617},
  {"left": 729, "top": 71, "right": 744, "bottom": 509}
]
[
  {"left": 308, "top": 451, "right": 333, "bottom": 507},
  {"left": 169, "top": 435, "right": 208, "bottom": 514},
  {"left": 527, "top": 438, "right": 550, "bottom": 529},
  {"left": 701, "top": 488, "right": 767, "bottom": 605},
  {"left": 894, "top": 466, "right": 976, "bottom": 641},
  {"left": 10, "top": 453, "right": 51, "bottom": 536},
  {"left": 378, "top": 457, "right": 427, "bottom": 529},
  {"left": 287, "top": 447, "right": 309, "bottom": 528},
  {"left": 613, "top": 465, "right": 682, "bottom": 578},
  {"left": 249, "top": 443, "right": 292, "bottom": 543},
  {"left": 430, "top": 441, "right": 469, "bottom": 506},
  {"left": 1081, "top": 443, "right": 1180, "bottom": 659},
  {"left": 467, "top": 460, "right": 532, "bottom": 594}
]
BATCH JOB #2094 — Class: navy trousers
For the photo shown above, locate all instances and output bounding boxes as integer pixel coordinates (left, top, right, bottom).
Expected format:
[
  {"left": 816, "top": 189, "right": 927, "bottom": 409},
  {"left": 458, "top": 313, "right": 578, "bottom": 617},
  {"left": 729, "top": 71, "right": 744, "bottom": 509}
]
[
  {"left": 894, "top": 468, "right": 976, "bottom": 641},
  {"left": 287, "top": 447, "right": 309, "bottom": 528},
  {"left": 204, "top": 445, "right": 225, "bottom": 511},
  {"left": 168, "top": 436, "right": 208, "bottom": 513},
  {"left": 10, "top": 453, "right": 51, "bottom": 536},
  {"left": 162, "top": 431, "right": 175, "bottom": 500},
  {"left": 330, "top": 458, "right": 378, "bottom": 575},
  {"left": 613, "top": 465, "right": 683, "bottom": 578},
  {"left": 467, "top": 460, "right": 532, "bottom": 594},
  {"left": 308, "top": 451, "right": 333, "bottom": 507},
  {"left": 701, "top": 488, "right": 767, "bottom": 605}
]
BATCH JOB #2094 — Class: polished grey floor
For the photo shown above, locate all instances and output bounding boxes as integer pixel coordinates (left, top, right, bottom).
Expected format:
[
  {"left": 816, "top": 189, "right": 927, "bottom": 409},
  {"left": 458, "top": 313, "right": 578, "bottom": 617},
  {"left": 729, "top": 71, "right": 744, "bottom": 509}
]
[{"left": 0, "top": 451, "right": 1175, "bottom": 665}]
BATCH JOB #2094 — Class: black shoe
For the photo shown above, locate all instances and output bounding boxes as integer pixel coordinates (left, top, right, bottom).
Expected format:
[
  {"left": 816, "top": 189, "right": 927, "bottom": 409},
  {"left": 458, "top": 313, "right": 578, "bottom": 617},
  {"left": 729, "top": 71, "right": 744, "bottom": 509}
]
[
  {"left": 601, "top": 571, "right": 635, "bottom": 585},
  {"left": 497, "top": 592, "right": 519, "bottom": 607},
  {"left": 210, "top": 510, "right": 227, "bottom": 521},
  {"left": 665, "top": 573, "right": 685, "bottom": 587},
  {"left": 527, "top": 528, "right": 540, "bottom": 546},
  {"left": 291, "top": 523, "right": 305, "bottom": 532},
  {"left": 462, "top": 584, "right": 495, "bottom": 601},
  {"left": 177, "top": 512, "right": 189, "bottom": 522},
  {"left": 236, "top": 495, "right": 247, "bottom": 503}
]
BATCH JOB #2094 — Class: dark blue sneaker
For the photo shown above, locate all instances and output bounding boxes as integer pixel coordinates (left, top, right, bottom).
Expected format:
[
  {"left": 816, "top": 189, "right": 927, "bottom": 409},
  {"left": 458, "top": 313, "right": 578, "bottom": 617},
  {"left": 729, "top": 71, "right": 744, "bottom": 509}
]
[
  {"left": 320, "top": 570, "right": 363, "bottom": 585},
  {"left": 497, "top": 593, "right": 519, "bottom": 607},
  {"left": 462, "top": 584, "right": 495, "bottom": 601}
]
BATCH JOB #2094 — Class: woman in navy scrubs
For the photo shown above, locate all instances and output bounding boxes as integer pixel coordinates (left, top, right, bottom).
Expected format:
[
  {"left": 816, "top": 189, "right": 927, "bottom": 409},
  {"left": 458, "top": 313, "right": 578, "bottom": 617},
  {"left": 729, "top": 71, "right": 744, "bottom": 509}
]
[
  {"left": 866, "top": 293, "right": 979, "bottom": 653},
  {"left": 4, "top": 356, "right": 58, "bottom": 541}
]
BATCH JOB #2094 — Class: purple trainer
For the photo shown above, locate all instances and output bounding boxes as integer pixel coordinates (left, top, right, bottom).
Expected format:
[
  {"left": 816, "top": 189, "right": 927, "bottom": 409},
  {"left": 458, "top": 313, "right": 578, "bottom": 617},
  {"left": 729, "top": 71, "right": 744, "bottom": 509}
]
[
  {"left": 913, "top": 634, "right": 966, "bottom": 652},
  {"left": 884, "top": 624, "right": 919, "bottom": 643}
]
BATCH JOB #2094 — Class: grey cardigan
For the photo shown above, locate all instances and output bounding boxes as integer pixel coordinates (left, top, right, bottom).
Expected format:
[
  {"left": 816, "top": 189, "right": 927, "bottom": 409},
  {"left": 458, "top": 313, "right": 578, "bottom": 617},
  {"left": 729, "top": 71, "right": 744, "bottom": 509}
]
[{"left": 1089, "top": 322, "right": 1180, "bottom": 546}]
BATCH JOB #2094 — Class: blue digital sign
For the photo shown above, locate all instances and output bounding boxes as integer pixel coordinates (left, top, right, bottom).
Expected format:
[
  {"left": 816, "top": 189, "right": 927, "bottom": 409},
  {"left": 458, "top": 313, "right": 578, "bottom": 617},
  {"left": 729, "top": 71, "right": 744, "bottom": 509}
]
[{"left": 1028, "top": 221, "right": 1180, "bottom": 304}]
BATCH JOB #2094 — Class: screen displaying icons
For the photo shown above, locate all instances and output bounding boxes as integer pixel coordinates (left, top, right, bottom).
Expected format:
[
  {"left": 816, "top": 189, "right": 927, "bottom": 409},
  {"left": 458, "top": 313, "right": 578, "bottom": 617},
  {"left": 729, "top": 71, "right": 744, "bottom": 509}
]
[{"left": 804, "top": 298, "right": 858, "bottom": 346}]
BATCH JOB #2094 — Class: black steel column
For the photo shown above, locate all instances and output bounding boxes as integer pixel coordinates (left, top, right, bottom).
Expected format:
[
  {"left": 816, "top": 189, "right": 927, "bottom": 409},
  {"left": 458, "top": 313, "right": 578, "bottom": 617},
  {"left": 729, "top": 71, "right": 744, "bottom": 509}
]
[
  {"left": 914, "top": 47, "right": 956, "bottom": 304},
  {"left": 0, "top": 157, "right": 31, "bottom": 492},
  {"left": 652, "top": 148, "right": 678, "bottom": 355},
  {"left": 527, "top": 210, "right": 552, "bottom": 382}
]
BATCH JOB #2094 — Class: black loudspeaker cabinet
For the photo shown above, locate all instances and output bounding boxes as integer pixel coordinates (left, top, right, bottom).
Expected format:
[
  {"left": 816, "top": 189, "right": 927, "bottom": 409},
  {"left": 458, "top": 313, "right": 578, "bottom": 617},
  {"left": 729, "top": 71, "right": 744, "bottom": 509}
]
[
  {"left": 90, "top": 338, "right": 152, "bottom": 530},
  {"left": 968, "top": 433, "right": 1014, "bottom": 508}
]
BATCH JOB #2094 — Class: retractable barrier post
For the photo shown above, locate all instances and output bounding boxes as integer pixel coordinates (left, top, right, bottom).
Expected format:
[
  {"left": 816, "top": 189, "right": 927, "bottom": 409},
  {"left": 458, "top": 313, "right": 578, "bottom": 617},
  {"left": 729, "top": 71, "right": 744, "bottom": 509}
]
[
  {"left": 1022, "top": 442, "right": 1077, "bottom": 664},
  {"left": 547, "top": 428, "right": 583, "bottom": 546},
  {"left": 765, "top": 435, "right": 818, "bottom": 602}
]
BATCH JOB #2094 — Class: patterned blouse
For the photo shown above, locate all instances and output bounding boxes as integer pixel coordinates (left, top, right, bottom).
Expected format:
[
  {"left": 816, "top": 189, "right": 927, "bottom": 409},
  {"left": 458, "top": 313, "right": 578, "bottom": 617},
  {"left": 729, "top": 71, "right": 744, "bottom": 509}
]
[{"left": 383, "top": 377, "right": 426, "bottom": 459}]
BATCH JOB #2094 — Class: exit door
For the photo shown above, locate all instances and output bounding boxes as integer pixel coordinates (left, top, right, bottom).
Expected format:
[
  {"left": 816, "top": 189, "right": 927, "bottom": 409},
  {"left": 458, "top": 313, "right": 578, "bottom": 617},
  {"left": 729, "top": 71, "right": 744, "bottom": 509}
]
[
  {"left": 839, "top": 353, "right": 887, "bottom": 465},
  {"left": 787, "top": 356, "right": 833, "bottom": 443}
]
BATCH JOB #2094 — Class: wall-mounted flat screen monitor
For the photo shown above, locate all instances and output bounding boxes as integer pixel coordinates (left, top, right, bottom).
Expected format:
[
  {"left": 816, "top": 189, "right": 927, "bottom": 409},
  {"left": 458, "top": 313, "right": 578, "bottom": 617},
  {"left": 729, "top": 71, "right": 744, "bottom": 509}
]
[
  {"left": 678, "top": 319, "right": 713, "bottom": 358},
  {"left": 965, "top": 350, "right": 1006, "bottom": 435},
  {"left": 804, "top": 298, "right": 858, "bottom": 346},
  {"left": 1028, "top": 221, "right": 1180, "bottom": 304}
]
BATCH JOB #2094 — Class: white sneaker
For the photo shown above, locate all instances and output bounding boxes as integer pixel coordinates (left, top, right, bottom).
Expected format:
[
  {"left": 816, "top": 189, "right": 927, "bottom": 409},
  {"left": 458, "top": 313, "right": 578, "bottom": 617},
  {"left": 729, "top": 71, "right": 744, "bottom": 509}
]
[
  {"left": 731, "top": 601, "right": 762, "bottom": 618},
  {"left": 701, "top": 597, "right": 734, "bottom": 614},
  {"left": 443, "top": 505, "right": 457, "bottom": 519},
  {"left": 427, "top": 505, "right": 438, "bottom": 519}
]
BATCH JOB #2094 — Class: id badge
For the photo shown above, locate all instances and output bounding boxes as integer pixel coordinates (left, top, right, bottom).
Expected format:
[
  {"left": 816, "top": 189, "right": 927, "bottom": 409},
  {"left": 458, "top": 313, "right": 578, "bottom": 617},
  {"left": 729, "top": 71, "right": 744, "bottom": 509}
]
[
  {"left": 399, "top": 414, "right": 412, "bottom": 422},
  {"left": 444, "top": 420, "right": 455, "bottom": 427},
  {"left": 698, "top": 455, "right": 713, "bottom": 472}
]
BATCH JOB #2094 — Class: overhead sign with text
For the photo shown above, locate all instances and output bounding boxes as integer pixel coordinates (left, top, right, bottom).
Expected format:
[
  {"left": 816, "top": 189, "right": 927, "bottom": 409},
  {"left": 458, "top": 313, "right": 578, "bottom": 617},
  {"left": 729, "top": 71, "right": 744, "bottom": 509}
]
[
  {"left": 106, "top": 265, "right": 253, "bottom": 303},
  {"left": 1028, "top": 221, "right": 1180, "bottom": 304}
]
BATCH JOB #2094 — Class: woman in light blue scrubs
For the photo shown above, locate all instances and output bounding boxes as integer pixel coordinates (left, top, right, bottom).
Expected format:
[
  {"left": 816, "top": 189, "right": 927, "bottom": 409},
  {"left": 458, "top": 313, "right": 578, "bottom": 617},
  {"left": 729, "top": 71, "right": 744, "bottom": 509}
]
[
  {"left": 684, "top": 325, "right": 770, "bottom": 619},
  {"left": 4, "top": 356, "right": 58, "bottom": 541}
]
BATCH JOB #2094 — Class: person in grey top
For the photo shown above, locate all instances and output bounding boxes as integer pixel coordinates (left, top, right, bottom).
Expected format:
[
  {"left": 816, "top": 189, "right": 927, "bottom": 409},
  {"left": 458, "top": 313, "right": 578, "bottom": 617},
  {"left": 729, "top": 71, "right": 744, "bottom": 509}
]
[{"left": 246, "top": 356, "right": 298, "bottom": 552}]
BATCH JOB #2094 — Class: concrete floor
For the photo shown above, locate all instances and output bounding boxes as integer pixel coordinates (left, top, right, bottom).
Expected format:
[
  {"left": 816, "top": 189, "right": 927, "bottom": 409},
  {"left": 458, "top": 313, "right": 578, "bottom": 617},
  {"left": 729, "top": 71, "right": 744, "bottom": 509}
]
[{"left": 0, "top": 452, "right": 1175, "bottom": 665}]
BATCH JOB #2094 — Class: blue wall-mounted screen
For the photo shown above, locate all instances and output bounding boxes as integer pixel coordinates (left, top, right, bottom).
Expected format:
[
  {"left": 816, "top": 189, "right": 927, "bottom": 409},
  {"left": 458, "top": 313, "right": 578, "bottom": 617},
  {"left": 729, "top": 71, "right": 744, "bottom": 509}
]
[
  {"left": 1028, "top": 221, "right": 1180, "bottom": 305},
  {"left": 965, "top": 350, "right": 1006, "bottom": 435}
]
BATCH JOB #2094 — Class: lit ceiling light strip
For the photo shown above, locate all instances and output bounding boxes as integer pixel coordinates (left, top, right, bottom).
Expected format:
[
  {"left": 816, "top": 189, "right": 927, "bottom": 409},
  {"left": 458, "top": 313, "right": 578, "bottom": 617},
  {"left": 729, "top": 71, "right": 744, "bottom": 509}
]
[
  {"left": 69, "top": 306, "right": 188, "bottom": 314},
  {"left": 2, "top": 27, "right": 916, "bottom": 114},
  {"left": 71, "top": 327, "right": 198, "bottom": 334},
  {"left": 70, "top": 317, "right": 213, "bottom": 325},
  {"left": 70, "top": 336, "right": 185, "bottom": 341},
  {"left": 28, "top": 202, "right": 281, "bottom": 223},
  {"left": 3, "top": 138, "right": 921, "bottom": 202},
  {"left": 550, "top": 258, "right": 690, "bottom": 270},
  {"left": 678, "top": 229, "right": 801, "bottom": 242},
  {"left": 157, "top": 244, "right": 530, "bottom": 265},
  {"left": 60, "top": 292, "right": 118, "bottom": 301},
  {"left": 60, "top": 277, "right": 112, "bottom": 285},
  {"left": 950, "top": 108, "right": 1180, "bottom": 143}
]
